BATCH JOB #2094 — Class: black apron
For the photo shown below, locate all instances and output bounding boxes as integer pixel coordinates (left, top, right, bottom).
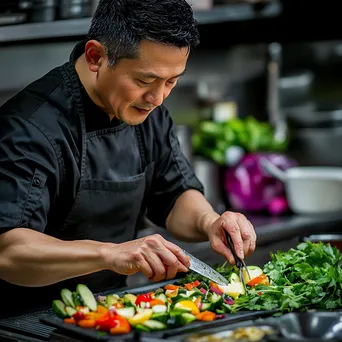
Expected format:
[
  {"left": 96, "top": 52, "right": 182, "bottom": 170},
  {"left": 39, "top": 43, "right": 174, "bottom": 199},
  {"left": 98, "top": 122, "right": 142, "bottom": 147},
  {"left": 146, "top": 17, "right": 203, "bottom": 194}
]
[
  {"left": 1, "top": 61, "right": 156, "bottom": 316},
  {"left": 54, "top": 62, "right": 155, "bottom": 293}
]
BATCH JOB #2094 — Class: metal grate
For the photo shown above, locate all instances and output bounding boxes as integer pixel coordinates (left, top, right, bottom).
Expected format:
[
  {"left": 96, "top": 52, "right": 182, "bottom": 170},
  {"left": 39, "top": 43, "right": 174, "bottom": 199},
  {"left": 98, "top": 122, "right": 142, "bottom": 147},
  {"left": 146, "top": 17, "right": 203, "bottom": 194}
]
[{"left": 0, "top": 308, "right": 56, "bottom": 341}]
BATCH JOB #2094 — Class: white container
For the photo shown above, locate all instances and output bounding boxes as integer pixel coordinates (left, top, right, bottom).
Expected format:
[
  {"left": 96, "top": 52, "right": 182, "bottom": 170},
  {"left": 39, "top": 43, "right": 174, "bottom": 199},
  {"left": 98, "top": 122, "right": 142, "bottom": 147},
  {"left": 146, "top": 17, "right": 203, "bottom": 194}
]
[{"left": 261, "top": 158, "right": 342, "bottom": 214}]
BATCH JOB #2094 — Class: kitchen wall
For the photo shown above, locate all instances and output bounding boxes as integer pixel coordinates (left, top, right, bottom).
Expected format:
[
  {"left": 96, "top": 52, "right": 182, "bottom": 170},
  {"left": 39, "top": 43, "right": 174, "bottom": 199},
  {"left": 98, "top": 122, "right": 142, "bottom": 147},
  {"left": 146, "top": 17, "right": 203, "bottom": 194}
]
[
  {"left": 2, "top": 39, "right": 342, "bottom": 126},
  {"left": 0, "top": 40, "right": 268, "bottom": 125}
]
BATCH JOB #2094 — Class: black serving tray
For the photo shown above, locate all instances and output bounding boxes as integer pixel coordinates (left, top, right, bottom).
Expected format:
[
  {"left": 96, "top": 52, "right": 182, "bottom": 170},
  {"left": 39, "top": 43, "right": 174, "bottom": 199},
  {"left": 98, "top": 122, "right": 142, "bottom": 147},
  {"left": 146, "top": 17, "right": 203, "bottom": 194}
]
[
  {"left": 41, "top": 308, "right": 276, "bottom": 340},
  {"left": 40, "top": 280, "right": 278, "bottom": 341}
]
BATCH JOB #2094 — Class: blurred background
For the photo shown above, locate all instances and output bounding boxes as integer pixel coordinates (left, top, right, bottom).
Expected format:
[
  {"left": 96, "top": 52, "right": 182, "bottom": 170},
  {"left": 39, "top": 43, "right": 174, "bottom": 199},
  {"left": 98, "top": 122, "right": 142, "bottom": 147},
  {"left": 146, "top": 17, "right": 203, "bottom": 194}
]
[{"left": 1, "top": 0, "right": 342, "bottom": 285}]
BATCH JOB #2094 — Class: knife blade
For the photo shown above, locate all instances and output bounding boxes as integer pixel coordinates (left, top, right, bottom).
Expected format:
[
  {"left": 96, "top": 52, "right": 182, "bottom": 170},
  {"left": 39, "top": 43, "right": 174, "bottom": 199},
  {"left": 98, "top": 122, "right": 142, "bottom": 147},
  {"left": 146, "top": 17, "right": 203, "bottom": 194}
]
[{"left": 183, "top": 250, "right": 230, "bottom": 286}]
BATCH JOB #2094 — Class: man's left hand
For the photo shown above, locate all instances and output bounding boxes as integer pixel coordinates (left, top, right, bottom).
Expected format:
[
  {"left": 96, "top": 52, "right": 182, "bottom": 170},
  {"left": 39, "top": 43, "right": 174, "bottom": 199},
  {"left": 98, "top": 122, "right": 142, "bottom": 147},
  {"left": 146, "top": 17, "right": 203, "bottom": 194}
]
[{"left": 204, "top": 211, "right": 256, "bottom": 265}]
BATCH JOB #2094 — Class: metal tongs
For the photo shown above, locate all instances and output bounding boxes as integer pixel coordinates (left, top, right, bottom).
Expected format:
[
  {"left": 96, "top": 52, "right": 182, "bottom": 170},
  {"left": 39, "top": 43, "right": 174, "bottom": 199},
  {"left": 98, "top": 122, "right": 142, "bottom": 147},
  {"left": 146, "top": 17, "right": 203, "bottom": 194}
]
[{"left": 225, "top": 231, "right": 251, "bottom": 291}]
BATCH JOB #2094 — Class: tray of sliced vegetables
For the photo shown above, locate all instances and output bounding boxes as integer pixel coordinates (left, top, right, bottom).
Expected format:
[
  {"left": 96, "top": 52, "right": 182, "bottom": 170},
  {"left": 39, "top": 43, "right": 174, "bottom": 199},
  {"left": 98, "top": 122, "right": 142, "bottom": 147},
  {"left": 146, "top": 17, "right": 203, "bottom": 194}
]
[{"left": 41, "top": 241, "right": 342, "bottom": 340}]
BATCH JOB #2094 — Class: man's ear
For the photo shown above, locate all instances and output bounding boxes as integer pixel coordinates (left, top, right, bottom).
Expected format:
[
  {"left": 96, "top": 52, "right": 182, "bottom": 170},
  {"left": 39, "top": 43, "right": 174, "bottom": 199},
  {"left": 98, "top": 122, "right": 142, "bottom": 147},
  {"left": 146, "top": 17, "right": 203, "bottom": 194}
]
[{"left": 84, "top": 40, "right": 106, "bottom": 72}]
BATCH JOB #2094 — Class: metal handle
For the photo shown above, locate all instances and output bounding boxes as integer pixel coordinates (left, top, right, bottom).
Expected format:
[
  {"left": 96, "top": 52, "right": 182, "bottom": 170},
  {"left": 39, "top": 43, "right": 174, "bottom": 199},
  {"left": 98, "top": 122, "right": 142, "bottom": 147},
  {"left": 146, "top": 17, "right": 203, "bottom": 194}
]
[
  {"left": 260, "top": 157, "right": 287, "bottom": 182},
  {"left": 267, "top": 42, "right": 287, "bottom": 143}
]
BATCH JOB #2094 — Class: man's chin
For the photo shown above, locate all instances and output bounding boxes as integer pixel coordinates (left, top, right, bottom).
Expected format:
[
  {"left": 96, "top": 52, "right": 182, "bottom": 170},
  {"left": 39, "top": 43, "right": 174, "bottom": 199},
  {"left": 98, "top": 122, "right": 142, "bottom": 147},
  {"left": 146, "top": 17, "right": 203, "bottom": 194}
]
[
  {"left": 122, "top": 117, "right": 148, "bottom": 126},
  {"left": 122, "top": 113, "right": 151, "bottom": 126}
]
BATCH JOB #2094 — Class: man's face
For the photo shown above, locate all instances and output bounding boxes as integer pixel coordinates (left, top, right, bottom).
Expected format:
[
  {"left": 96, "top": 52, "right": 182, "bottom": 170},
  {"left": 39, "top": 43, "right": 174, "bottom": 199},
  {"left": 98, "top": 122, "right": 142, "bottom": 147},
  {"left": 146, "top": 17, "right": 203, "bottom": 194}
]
[{"left": 94, "top": 40, "right": 189, "bottom": 125}]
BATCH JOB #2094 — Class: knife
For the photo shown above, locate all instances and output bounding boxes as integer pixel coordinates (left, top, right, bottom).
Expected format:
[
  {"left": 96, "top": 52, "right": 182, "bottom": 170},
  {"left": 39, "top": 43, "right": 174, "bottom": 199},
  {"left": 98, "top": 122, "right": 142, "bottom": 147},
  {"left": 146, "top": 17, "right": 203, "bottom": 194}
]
[{"left": 183, "top": 250, "right": 230, "bottom": 286}]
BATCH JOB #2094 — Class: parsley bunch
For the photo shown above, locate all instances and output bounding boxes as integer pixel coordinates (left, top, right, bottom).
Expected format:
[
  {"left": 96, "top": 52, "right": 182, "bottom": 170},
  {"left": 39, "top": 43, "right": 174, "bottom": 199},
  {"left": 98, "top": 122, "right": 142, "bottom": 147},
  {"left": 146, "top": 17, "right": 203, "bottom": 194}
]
[{"left": 231, "top": 241, "right": 342, "bottom": 313}]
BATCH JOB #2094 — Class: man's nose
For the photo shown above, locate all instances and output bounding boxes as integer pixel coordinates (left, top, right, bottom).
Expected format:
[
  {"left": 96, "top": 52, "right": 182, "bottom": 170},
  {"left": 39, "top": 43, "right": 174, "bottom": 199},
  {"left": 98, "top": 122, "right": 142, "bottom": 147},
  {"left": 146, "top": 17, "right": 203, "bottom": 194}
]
[{"left": 145, "top": 86, "right": 166, "bottom": 107}]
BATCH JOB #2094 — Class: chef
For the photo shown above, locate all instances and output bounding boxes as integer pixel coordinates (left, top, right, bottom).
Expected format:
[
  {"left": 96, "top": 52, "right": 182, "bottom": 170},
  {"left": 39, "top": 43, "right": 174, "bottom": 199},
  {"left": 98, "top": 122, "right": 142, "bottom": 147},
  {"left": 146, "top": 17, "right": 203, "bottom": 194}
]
[{"left": 0, "top": 0, "right": 256, "bottom": 313}]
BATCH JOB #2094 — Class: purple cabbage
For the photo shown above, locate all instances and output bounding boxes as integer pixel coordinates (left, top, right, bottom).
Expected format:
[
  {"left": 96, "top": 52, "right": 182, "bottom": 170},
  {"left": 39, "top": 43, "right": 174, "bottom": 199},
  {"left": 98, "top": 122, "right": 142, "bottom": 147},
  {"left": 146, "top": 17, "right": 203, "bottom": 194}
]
[{"left": 224, "top": 152, "right": 297, "bottom": 213}]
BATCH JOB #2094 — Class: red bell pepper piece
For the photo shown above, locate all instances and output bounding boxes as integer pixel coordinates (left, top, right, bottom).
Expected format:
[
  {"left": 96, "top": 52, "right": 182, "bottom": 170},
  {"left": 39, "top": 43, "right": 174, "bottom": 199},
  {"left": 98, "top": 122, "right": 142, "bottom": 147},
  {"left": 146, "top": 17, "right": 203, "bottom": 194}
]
[
  {"left": 135, "top": 293, "right": 152, "bottom": 306},
  {"left": 72, "top": 311, "right": 85, "bottom": 321},
  {"left": 247, "top": 273, "right": 270, "bottom": 287},
  {"left": 110, "top": 315, "right": 131, "bottom": 335},
  {"left": 95, "top": 312, "right": 118, "bottom": 331}
]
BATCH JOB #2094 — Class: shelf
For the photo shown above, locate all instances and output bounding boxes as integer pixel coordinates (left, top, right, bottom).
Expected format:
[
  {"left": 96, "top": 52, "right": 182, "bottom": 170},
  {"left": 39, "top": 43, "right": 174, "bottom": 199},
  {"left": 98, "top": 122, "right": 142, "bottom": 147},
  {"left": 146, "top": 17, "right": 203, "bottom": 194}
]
[
  {"left": 195, "top": 1, "right": 281, "bottom": 25},
  {"left": 0, "top": 1, "right": 282, "bottom": 44}
]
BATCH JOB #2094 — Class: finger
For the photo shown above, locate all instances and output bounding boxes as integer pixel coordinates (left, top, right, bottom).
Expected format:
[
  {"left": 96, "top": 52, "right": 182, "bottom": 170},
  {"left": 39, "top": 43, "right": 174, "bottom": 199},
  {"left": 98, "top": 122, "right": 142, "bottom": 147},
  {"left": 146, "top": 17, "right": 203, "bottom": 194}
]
[
  {"left": 163, "top": 240, "right": 190, "bottom": 269},
  {"left": 210, "top": 231, "right": 235, "bottom": 265},
  {"left": 132, "top": 252, "right": 154, "bottom": 278},
  {"left": 247, "top": 221, "right": 257, "bottom": 256},
  {"left": 236, "top": 216, "right": 252, "bottom": 258},
  {"left": 247, "top": 238, "right": 256, "bottom": 258},
  {"left": 156, "top": 246, "right": 180, "bottom": 267},
  {"left": 244, "top": 219, "right": 256, "bottom": 257},
  {"left": 155, "top": 247, "right": 188, "bottom": 276},
  {"left": 221, "top": 220, "right": 244, "bottom": 260},
  {"left": 145, "top": 252, "right": 167, "bottom": 282},
  {"left": 165, "top": 263, "right": 179, "bottom": 280}
]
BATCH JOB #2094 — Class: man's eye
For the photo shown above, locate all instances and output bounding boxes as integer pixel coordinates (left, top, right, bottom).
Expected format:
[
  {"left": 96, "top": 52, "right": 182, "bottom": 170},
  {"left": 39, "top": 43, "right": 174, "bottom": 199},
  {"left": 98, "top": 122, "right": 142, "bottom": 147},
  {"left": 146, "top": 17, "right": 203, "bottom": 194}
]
[{"left": 138, "top": 80, "right": 151, "bottom": 85}]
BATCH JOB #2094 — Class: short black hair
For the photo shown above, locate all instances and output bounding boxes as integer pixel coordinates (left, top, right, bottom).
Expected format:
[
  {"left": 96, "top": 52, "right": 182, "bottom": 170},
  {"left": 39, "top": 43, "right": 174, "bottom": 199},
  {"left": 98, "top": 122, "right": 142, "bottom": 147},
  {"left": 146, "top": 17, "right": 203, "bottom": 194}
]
[{"left": 88, "top": 0, "right": 200, "bottom": 66}]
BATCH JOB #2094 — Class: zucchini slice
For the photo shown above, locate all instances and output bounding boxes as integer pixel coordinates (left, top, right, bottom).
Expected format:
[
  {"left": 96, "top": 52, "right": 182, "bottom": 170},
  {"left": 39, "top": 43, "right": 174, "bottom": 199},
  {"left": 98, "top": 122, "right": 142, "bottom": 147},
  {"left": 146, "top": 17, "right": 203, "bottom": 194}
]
[
  {"left": 61, "top": 288, "right": 75, "bottom": 309},
  {"left": 76, "top": 284, "right": 97, "bottom": 311},
  {"left": 52, "top": 300, "right": 67, "bottom": 318},
  {"left": 65, "top": 306, "right": 77, "bottom": 317},
  {"left": 143, "top": 319, "right": 167, "bottom": 331}
]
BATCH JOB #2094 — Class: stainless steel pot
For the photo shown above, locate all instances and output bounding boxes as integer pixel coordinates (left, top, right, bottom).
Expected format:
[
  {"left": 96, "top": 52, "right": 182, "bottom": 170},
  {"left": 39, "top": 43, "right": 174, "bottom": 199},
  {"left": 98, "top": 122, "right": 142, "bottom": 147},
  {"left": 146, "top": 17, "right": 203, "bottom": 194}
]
[
  {"left": 192, "top": 156, "right": 226, "bottom": 214},
  {"left": 261, "top": 158, "right": 342, "bottom": 214},
  {"left": 59, "top": 0, "right": 91, "bottom": 19},
  {"left": 286, "top": 103, "right": 342, "bottom": 167},
  {"left": 175, "top": 125, "right": 193, "bottom": 165}
]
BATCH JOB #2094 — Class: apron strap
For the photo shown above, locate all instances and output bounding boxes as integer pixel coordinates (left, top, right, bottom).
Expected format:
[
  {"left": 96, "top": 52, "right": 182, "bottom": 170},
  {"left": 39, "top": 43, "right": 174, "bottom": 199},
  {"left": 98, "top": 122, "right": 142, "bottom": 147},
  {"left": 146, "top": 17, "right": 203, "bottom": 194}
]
[{"left": 135, "top": 125, "right": 148, "bottom": 170}]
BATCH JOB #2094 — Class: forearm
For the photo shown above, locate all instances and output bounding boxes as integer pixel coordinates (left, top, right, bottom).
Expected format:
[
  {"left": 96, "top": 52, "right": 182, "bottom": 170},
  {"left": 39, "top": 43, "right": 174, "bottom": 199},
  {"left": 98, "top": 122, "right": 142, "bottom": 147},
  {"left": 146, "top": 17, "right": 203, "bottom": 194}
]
[
  {"left": 166, "top": 189, "right": 220, "bottom": 242},
  {"left": 0, "top": 228, "right": 112, "bottom": 287}
]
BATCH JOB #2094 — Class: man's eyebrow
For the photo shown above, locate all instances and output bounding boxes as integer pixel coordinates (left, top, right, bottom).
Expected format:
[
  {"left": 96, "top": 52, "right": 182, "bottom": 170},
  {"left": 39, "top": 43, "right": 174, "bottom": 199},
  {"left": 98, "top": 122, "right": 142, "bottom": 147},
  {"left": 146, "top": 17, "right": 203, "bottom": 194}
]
[{"left": 138, "top": 69, "right": 187, "bottom": 80}]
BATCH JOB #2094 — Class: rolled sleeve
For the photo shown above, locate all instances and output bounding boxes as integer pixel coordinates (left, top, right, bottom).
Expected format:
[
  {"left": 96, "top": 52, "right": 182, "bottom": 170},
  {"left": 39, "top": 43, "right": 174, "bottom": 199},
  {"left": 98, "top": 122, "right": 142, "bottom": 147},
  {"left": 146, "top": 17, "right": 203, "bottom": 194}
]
[
  {"left": 146, "top": 108, "right": 204, "bottom": 227},
  {"left": 0, "top": 115, "right": 59, "bottom": 232}
]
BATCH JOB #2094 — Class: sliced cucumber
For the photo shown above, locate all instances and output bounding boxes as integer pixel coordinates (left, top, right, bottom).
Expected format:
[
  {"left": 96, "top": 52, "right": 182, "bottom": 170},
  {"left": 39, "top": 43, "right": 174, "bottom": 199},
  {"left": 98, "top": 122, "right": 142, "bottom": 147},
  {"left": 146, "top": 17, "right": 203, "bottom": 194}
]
[
  {"left": 155, "top": 293, "right": 168, "bottom": 303},
  {"left": 177, "top": 288, "right": 187, "bottom": 294},
  {"left": 52, "top": 300, "right": 67, "bottom": 318},
  {"left": 151, "top": 312, "right": 169, "bottom": 324},
  {"left": 134, "top": 324, "right": 151, "bottom": 332},
  {"left": 61, "top": 288, "right": 75, "bottom": 309},
  {"left": 215, "top": 309, "right": 226, "bottom": 315},
  {"left": 116, "top": 307, "right": 135, "bottom": 318},
  {"left": 76, "top": 284, "right": 97, "bottom": 312},
  {"left": 180, "top": 313, "right": 197, "bottom": 325},
  {"left": 229, "top": 273, "right": 240, "bottom": 283},
  {"left": 222, "top": 302, "right": 232, "bottom": 312},
  {"left": 106, "top": 294, "right": 119, "bottom": 307},
  {"left": 152, "top": 304, "right": 167, "bottom": 314},
  {"left": 201, "top": 302, "right": 214, "bottom": 312},
  {"left": 72, "top": 292, "right": 82, "bottom": 306},
  {"left": 128, "top": 309, "right": 153, "bottom": 326},
  {"left": 123, "top": 293, "right": 137, "bottom": 306},
  {"left": 143, "top": 319, "right": 167, "bottom": 331},
  {"left": 211, "top": 294, "right": 223, "bottom": 310},
  {"left": 65, "top": 306, "right": 77, "bottom": 317},
  {"left": 174, "top": 303, "right": 192, "bottom": 313}
]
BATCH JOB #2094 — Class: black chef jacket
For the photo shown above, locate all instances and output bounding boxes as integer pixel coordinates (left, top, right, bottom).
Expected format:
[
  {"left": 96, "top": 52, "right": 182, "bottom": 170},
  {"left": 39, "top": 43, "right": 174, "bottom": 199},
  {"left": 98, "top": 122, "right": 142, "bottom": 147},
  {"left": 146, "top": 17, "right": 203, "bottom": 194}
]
[{"left": 0, "top": 41, "right": 204, "bottom": 314}]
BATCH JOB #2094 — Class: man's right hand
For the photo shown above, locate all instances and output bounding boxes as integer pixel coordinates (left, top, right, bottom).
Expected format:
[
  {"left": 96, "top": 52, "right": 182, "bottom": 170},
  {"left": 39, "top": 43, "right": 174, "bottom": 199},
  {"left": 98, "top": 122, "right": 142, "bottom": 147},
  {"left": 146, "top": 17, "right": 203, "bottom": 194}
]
[{"left": 107, "top": 234, "right": 190, "bottom": 282}]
